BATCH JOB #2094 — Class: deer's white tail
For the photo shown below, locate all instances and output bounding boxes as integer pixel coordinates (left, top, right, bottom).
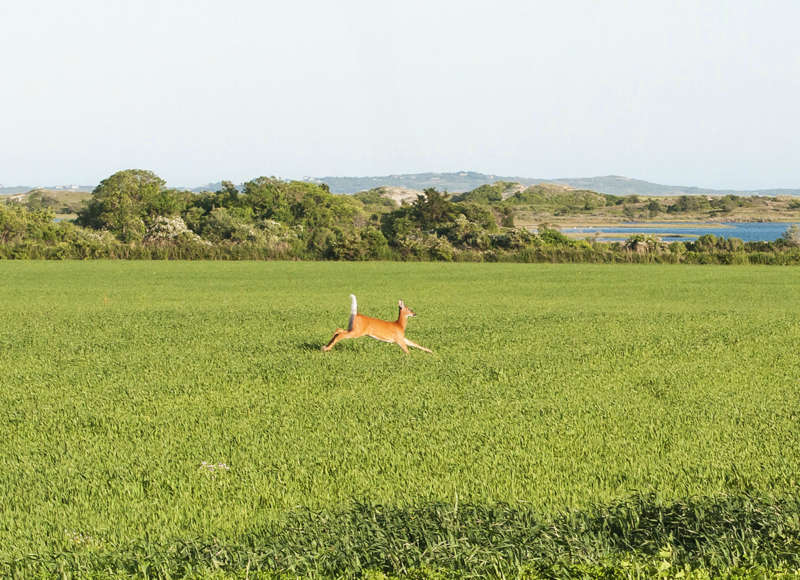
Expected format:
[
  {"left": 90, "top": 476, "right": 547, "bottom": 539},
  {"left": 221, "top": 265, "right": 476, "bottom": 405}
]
[{"left": 348, "top": 294, "right": 357, "bottom": 330}]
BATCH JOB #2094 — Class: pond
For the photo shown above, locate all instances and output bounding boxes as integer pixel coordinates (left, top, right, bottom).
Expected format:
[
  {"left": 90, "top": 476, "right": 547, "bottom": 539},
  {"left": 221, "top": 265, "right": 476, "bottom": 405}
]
[{"left": 560, "top": 222, "right": 799, "bottom": 243}]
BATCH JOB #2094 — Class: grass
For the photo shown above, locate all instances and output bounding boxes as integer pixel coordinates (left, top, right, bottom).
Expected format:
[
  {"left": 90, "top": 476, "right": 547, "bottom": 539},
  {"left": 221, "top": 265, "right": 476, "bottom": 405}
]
[
  {"left": 1, "top": 261, "right": 799, "bottom": 577},
  {"left": 7, "top": 496, "right": 800, "bottom": 577}
]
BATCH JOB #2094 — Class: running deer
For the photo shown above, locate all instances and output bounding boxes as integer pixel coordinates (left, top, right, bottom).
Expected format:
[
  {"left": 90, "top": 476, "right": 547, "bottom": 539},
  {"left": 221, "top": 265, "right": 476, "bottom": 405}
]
[{"left": 322, "top": 295, "right": 433, "bottom": 354}]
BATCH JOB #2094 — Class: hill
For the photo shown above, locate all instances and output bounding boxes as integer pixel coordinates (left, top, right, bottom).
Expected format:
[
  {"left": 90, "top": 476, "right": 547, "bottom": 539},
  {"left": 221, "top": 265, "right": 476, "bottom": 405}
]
[
  {"left": 455, "top": 182, "right": 609, "bottom": 210},
  {"left": 311, "top": 172, "right": 800, "bottom": 197},
  {"left": 0, "top": 188, "right": 91, "bottom": 215},
  {"left": 454, "top": 181, "right": 557, "bottom": 203},
  {"left": 549, "top": 175, "right": 800, "bottom": 197},
  {"left": 352, "top": 185, "right": 425, "bottom": 209},
  {"left": 189, "top": 181, "right": 236, "bottom": 193},
  {"left": 310, "top": 172, "right": 544, "bottom": 194}
]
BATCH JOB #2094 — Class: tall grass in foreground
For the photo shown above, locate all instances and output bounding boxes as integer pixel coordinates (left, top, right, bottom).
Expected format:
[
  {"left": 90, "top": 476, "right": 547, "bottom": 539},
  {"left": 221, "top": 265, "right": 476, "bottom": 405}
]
[
  {"left": 1, "top": 262, "right": 799, "bottom": 576},
  {"left": 4, "top": 494, "right": 800, "bottom": 577}
]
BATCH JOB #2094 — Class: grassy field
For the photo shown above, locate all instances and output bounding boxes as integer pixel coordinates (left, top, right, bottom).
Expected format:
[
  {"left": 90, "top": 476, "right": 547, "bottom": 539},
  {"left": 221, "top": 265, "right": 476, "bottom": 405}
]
[{"left": 1, "top": 261, "right": 799, "bottom": 576}]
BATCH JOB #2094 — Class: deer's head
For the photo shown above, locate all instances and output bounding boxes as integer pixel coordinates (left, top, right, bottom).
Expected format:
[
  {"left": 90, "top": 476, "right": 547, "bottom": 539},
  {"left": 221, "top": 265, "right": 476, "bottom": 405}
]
[{"left": 398, "top": 299, "right": 416, "bottom": 318}]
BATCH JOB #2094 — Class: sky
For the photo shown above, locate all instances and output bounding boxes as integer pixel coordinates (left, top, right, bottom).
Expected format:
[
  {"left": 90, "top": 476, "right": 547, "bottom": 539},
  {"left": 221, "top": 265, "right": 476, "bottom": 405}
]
[{"left": 2, "top": 0, "right": 799, "bottom": 189}]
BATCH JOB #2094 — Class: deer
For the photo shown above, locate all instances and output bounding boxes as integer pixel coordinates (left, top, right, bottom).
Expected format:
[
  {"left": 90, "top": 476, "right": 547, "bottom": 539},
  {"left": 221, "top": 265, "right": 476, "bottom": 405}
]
[{"left": 322, "top": 294, "right": 433, "bottom": 354}]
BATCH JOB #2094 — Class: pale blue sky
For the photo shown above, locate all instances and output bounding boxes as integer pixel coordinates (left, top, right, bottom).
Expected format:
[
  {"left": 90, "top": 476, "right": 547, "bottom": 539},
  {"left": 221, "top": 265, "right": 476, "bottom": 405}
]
[{"left": 2, "top": 0, "right": 799, "bottom": 188}]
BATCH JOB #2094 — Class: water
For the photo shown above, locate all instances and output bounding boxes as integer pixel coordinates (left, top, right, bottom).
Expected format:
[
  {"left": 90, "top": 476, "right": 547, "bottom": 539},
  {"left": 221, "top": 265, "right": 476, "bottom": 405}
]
[{"left": 561, "top": 222, "right": 799, "bottom": 243}]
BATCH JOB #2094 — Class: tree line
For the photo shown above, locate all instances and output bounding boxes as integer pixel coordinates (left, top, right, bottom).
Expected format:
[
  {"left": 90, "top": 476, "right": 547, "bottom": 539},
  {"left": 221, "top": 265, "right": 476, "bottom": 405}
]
[{"left": 1, "top": 169, "right": 799, "bottom": 263}]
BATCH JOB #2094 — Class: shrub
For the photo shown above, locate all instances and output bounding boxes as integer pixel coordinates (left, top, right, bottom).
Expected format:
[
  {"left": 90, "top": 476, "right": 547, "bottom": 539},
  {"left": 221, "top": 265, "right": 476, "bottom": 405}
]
[
  {"left": 779, "top": 224, "right": 800, "bottom": 247},
  {"left": 143, "top": 216, "right": 207, "bottom": 246}
]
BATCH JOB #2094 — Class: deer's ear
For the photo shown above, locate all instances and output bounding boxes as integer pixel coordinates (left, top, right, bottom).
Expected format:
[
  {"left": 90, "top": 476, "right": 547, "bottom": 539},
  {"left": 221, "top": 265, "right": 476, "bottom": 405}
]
[{"left": 398, "top": 300, "right": 405, "bottom": 308}]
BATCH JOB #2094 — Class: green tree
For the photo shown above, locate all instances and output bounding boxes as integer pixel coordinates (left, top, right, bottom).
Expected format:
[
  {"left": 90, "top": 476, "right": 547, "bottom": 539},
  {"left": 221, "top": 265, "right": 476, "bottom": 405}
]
[
  {"left": 0, "top": 204, "right": 29, "bottom": 244},
  {"left": 412, "top": 188, "right": 456, "bottom": 230},
  {"left": 240, "top": 177, "right": 293, "bottom": 222},
  {"left": 667, "top": 195, "right": 709, "bottom": 214},
  {"left": 0, "top": 204, "right": 58, "bottom": 245},
  {"left": 499, "top": 206, "right": 515, "bottom": 227},
  {"left": 691, "top": 233, "right": 718, "bottom": 252},
  {"left": 709, "top": 195, "right": 740, "bottom": 213},
  {"left": 646, "top": 199, "right": 663, "bottom": 216},
  {"left": 380, "top": 208, "right": 417, "bottom": 242},
  {"left": 77, "top": 169, "right": 166, "bottom": 242},
  {"left": 219, "top": 180, "right": 239, "bottom": 204},
  {"left": 444, "top": 215, "right": 490, "bottom": 249}
]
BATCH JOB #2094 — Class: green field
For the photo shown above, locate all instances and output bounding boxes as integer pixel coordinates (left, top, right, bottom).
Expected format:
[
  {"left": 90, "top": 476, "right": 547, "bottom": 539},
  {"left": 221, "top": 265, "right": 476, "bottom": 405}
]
[{"left": 1, "top": 262, "right": 799, "bottom": 576}]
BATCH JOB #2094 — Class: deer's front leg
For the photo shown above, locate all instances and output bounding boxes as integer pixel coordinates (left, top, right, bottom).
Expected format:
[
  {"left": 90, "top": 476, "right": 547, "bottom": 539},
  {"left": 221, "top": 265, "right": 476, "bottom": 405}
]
[{"left": 405, "top": 338, "right": 433, "bottom": 353}]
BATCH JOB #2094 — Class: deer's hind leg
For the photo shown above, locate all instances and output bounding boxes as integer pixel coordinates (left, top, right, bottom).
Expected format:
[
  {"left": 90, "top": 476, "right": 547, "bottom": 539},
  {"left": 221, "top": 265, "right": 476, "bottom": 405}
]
[{"left": 322, "top": 328, "right": 357, "bottom": 351}]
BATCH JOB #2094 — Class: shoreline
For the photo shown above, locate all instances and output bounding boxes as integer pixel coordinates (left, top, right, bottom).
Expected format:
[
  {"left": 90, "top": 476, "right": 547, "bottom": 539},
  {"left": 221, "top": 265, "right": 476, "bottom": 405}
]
[{"left": 518, "top": 218, "right": 800, "bottom": 228}]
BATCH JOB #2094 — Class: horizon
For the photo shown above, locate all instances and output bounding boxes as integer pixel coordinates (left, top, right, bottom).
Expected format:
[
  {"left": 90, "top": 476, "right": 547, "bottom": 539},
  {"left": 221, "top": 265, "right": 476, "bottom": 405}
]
[
  {"left": 4, "top": 170, "right": 800, "bottom": 193},
  {"left": 3, "top": 1, "right": 800, "bottom": 189}
]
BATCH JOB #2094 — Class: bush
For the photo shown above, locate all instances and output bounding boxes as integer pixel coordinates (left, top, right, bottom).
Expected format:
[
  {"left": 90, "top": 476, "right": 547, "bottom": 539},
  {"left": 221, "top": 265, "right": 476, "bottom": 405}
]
[
  {"left": 779, "top": 224, "right": 800, "bottom": 247},
  {"left": 537, "top": 224, "right": 573, "bottom": 246}
]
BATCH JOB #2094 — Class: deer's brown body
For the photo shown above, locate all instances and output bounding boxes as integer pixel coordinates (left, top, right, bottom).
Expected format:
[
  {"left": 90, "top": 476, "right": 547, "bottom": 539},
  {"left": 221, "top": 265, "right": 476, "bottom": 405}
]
[{"left": 322, "top": 295, "right": 432, "bottom": 354}]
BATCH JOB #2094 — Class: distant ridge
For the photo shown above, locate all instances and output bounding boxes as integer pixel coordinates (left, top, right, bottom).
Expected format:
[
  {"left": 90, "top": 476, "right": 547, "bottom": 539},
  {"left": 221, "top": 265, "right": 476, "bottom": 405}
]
[
  {"left": 309, "top": 172, "right": 800, "bottom": 197},
  {"left": 308, "top": 172, "right": 542, "bottom": 194},
  {"left": 4, "top": 174, "right": 800, "bottom": 197},
  {"left": 548, "top": 175, "right": 800, "bottom": 197},
  {"left": 0, "top": 185, "right": 93, "bottom": 196}
]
